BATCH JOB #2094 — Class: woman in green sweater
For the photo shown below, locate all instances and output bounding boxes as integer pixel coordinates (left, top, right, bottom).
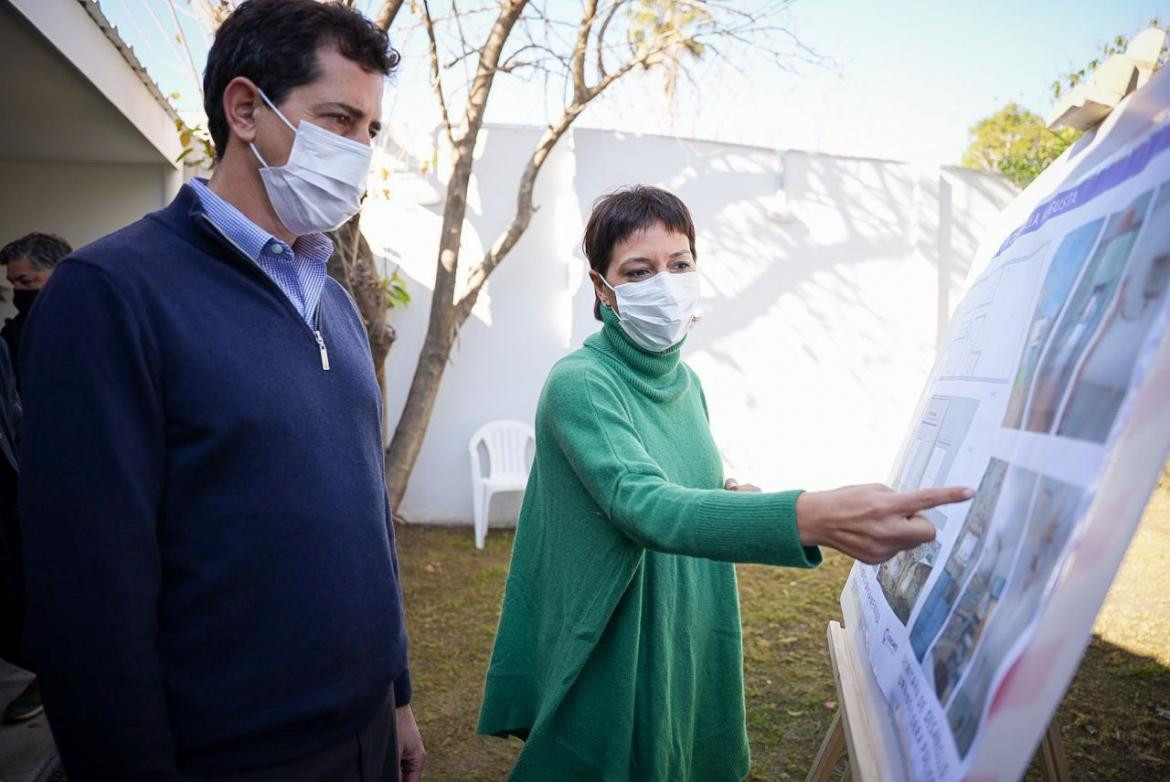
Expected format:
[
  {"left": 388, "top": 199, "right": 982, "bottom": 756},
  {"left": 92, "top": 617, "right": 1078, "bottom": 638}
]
[{"left": 478, "top": 186, "right": 972, "bottom": 781}]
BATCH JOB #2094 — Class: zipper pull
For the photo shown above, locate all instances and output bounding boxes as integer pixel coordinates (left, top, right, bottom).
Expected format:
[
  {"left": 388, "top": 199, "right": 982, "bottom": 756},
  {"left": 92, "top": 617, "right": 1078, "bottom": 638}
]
[{"left": 314, "top": 330, "right": 330, "bottom": 371}]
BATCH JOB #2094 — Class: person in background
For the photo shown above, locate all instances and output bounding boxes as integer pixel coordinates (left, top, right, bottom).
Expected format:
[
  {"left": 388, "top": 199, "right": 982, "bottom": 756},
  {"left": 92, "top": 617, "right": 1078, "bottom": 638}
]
[
  {"left": 18, "top": 1, "right": 424, "bottom": 780},
  {"left": 478, "top": 185, "right": 973, "bottom": 781},
  {"left": 0, "top": 337, "right": 37, "bottom": 725},
  {"left": 0, "top": 233, "right": 71, "bottom": 387},
  {"left": 0, "top": 232, "right": 64, "bottom": 722}
]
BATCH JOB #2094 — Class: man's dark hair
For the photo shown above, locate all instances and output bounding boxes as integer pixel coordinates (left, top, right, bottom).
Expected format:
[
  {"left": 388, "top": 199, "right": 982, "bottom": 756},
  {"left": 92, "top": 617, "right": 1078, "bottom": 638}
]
[
  {"left": 0, "top": 233, "right": 73, "bottom": 271},
  {"left": 582, "top": 185, "right": 698, "bottom": 320},
  {"left": 203, "top": 0, "right": 400, "bottom": 158}
]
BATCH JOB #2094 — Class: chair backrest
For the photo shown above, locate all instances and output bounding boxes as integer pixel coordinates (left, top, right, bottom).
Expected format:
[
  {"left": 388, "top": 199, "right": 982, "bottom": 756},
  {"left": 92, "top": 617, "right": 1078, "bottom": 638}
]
[{"left": 469, "top": 419, "right": 536, "bottom": 479}]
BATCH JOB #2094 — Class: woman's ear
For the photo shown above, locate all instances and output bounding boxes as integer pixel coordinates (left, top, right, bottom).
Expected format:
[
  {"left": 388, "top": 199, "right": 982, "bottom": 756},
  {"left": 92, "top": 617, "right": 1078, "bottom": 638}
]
[{"left": 590, "top": 270, "right": 614, "bottom": 312}]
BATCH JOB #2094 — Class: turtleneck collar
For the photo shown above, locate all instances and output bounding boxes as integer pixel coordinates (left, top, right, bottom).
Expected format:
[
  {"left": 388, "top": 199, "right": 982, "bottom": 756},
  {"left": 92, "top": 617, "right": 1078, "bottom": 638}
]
[{"left": 584, "top": 305, "right": 691, "bottom": 402}]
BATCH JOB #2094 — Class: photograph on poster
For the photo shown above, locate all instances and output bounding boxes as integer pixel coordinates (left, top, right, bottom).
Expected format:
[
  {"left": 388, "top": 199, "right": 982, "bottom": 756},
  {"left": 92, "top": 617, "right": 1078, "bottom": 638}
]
[
  {"left": 1057, "top": 182, "right": 1170, "bottom": 441},
  {"left": 923, "top": 528, "right": 1015, "bottom": 705},
  {"left": 908, "top": 460, "right": 1037, "bottom": 661},
  {"left": 878, "top": 396, "right": 980, "bottom": 623},
  {"left": 1022, "top": 189, "right": 1154, "bottom": 433},
  {"left": 878, "top": 540, "right": 942, "bottom": 625},
  {"left": 1002, "top": 218, "right": 1105, "bottom": 429},
  {"left": 943, "top": 475, "right": 1084, "bottom": 757}
]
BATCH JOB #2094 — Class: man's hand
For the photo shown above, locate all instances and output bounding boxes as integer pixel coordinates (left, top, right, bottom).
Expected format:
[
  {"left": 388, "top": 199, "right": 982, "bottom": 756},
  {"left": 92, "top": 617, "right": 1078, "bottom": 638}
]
[
  {"left": 724, "top": 478, "right": 762, "bottom": 493},
  {"left": 795, "top": 484, "right": 974, "bottom": 564},
  {"left": 396, "top": 704, "right": 426, "bottom": 782}
]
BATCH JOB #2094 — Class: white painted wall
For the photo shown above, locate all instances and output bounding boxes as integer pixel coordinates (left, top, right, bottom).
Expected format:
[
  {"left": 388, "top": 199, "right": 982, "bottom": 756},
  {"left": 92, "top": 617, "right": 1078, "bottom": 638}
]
[
  {"left": 0, "top": 160, "right": 176, "bottom": 248},
  {"left": 0, "top": 159, "right": 178, "bottom": 323},
  {"left": 364, "top": 126, "right": 1017, "bottom": 524},
  {"left": 0, "top": 0, "right": 183, "bottom": 323}
]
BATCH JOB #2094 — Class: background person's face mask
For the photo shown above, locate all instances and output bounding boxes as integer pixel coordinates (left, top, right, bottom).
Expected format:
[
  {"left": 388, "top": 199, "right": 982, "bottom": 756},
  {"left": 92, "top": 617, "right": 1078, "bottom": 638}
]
[
  {"left": 12, "top": 288, "right": 38, "bottom": 315},
  {"left": 604, "top": 271, "right": 701, "bottom": 352},
  {"left": 250, "top": 89, "right": 373, "bottom": 236}
]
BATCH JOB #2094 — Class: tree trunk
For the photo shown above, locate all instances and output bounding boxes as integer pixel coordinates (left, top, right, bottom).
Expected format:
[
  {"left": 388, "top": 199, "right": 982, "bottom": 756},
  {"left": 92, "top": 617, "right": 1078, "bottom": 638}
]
[
  {"left": 383, "top": 1, "right": 528, "bottom": 511},
  {"left": 384, "top": 145, "right": 476, "bottom": 508},
  {"left": 326, "top": 214, "right": 397, "bottom": 428}
]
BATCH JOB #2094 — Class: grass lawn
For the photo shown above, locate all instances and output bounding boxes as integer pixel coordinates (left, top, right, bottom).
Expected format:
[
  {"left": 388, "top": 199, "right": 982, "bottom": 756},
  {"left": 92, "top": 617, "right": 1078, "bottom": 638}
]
[{"left": 397, "top": 481, "right": 1170, "bottom": 781}]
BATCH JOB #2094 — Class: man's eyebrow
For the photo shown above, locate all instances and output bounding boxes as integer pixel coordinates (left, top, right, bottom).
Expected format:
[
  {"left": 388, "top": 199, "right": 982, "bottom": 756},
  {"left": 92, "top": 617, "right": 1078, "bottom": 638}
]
[
  {"left": 312, "top": 102, "right": 382, "bottom": 135},
  {"left": 311, "top": 101, "right": 365, "bottom": 118}
]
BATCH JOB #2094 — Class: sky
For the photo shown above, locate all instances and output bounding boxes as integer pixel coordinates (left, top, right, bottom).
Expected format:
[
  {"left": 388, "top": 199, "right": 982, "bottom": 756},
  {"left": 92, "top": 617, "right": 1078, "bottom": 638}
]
[{"left": 101, "top": 0, "right": 1170, "bottom": 166}]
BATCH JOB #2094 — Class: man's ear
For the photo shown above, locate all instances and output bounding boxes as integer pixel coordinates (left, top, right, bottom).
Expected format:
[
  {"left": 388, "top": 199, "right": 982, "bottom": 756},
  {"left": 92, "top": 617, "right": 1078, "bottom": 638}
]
[{"left": 222, "top": 76, "right": 262, "bottom": 146}]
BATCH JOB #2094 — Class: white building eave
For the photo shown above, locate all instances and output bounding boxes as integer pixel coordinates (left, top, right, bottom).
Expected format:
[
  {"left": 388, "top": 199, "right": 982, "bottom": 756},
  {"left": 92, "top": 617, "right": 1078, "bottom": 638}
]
[{"left": 8, "top": 0, "right": 183, "bottom": 167}]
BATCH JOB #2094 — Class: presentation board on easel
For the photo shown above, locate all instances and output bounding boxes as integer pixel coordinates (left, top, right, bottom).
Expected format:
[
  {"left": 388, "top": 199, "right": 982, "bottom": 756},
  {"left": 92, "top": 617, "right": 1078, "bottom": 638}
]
[{"left": 822, "top": 61, "right": 1170, "bottom": 782}]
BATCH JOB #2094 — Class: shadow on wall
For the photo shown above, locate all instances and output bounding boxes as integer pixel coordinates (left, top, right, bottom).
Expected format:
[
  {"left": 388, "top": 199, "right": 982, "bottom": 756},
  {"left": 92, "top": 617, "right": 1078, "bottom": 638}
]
[
  {"left": 376, "top": 125, "right": 1015, "bottom": 523},
  {"left": 376, "top": 124, "right": 581, "bottom": 524},
  {"left": 568, "top": 131, "right": 1015, "bottom": 489}
]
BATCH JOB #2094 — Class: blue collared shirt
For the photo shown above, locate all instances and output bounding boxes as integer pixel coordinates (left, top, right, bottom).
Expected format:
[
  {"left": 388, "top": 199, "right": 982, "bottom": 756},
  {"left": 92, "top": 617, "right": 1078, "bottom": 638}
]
[{"left": 189, "top": 178, "right": 333, "bottom": 326}]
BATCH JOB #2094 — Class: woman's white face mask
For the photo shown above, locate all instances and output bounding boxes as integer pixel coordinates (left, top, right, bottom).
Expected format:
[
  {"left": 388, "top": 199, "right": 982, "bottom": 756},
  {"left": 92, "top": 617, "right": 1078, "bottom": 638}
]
[
  {"left": 250, "top": 89, "right": 373, "bottom": 236},
  {"left": 604, "top": 271, "right": 701, "bottom": 352}
]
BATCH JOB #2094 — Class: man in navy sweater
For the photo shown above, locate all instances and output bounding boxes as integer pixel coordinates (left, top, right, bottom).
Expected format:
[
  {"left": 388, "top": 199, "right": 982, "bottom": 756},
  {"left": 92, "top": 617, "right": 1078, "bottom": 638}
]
[{"left": 19, "top": 2, "right": 424, "bottom": 779}]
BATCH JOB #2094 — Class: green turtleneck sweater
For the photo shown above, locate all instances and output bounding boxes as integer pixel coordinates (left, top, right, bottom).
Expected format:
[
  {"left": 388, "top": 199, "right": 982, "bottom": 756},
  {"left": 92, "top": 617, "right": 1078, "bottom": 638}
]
[{"left": 478, "top": 306, "right": 822, "bottom": 781}]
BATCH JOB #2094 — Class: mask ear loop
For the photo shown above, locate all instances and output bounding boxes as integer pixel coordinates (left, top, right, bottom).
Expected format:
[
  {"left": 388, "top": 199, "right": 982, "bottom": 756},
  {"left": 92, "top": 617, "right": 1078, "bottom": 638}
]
[
  {"left": 250, "top": 88, "right": 298, "bottom": 168},
  {"left": 255, "top": 88, "right": 298, "bottom": 133},
  {"left": 599, "top": 275, "right": 621, "bottom": 313}
]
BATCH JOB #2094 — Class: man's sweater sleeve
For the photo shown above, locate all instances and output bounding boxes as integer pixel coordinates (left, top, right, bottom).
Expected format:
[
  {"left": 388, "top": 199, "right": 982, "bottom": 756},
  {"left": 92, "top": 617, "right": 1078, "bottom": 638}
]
[
  {"left": 20, "top": 261, "right": 179, "bottom": 779},
  {"left": 546, "top": 369, "right": 822, "bottom": 567}
]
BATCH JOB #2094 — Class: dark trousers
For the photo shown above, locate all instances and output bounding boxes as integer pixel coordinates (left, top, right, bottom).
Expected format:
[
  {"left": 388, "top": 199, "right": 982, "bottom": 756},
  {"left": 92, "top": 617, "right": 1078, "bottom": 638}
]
[
  {"left": 0, "top": 461, "right": 30, "bottom": 672},
  {"left": 183, "top": 685, "right": 398, "bottom": 782}
]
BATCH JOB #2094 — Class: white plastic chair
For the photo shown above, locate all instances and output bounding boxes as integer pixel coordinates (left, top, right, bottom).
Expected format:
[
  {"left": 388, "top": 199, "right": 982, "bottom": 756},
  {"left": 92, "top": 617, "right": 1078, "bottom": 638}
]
[{"left": 469, "top": 419, "right": 535, "bottom": 549}]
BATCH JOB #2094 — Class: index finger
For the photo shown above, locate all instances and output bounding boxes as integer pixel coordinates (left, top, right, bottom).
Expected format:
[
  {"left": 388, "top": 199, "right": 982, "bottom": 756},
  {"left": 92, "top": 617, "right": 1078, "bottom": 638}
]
[{"left": 890, "top": 485, "right": 975, "bottom": 515}]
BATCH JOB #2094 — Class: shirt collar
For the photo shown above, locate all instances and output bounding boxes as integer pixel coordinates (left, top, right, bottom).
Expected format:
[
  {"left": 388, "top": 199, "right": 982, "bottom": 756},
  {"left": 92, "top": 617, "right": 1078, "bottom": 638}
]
[{"left": 188, "top": 178, "right": 333, "bottom": 264}]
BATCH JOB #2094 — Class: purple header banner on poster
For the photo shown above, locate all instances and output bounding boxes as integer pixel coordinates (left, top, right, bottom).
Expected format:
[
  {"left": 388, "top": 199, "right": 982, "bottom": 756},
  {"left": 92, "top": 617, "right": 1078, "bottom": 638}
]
[{"left": 995, "top": 121, "right": 1170, "bottom": 257}]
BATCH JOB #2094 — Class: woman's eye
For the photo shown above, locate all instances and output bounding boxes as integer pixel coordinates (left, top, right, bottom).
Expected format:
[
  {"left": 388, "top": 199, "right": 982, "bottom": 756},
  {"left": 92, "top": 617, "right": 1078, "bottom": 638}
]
[{"left": 628, "top": 269, "right": 650, "bottom": 279}]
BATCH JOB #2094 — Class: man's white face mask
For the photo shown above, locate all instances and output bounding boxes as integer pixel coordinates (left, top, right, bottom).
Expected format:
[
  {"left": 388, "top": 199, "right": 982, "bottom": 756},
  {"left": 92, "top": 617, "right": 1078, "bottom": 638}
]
[
  {"left": 604, "top": 271, "right": 701, "bottom": 352},
  {"left": 250, "top": 89, "right": 373, "bottom": 236}
]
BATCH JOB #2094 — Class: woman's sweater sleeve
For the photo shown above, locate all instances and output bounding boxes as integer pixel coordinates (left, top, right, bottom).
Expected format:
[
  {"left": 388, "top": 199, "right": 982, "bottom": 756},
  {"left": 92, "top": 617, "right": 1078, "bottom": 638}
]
[{"left": 546, "top": 368, "right": 821, "bottom": 567}]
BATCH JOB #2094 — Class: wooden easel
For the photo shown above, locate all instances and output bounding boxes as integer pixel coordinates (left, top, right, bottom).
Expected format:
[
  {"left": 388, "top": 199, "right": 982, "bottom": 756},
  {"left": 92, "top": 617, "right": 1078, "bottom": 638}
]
[{"left": 806, "top": 621, "right": 1071, "bottom": 782}]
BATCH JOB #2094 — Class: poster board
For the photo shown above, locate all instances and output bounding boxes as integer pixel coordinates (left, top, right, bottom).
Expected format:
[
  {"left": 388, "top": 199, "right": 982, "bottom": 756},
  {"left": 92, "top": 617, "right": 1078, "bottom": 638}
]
[{"left": 838, "top": 64, "right": 1170, "bottom": 781}]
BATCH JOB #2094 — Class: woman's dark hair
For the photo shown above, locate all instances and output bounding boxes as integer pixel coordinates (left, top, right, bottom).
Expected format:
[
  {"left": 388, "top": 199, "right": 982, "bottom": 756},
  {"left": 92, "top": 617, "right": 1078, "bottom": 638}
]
[
  {"left": 203, "top": 0, "right": 400, "bottom": 159},
  {"left": 0, "top": 233, "right": 73, "bottom": 270},
  {"left": 582, "top": 185, "right": 697, "bottom": 320}
]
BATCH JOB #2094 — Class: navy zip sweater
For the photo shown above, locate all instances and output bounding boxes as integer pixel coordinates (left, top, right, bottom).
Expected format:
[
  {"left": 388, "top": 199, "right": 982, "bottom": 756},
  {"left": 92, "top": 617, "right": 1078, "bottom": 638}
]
[{"left": 18, "top": 185, "right": 411, "bottom": 779}]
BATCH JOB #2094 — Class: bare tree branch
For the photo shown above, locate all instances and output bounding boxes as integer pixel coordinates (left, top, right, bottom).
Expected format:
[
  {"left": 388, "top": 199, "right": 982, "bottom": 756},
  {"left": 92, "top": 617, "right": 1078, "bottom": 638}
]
[
  {"left": 375, "top": 0, "right": 406, "bottom": 30},
  {"left": 418, "top": 0, "right": 458, "bottom": 148},
  {"left": 455, "top": 21, "right": 700, "bottom": 323},
  {"left": 571, "top": 0, "right": 599, "bottom": 103},
  {"left": 499, "top": 42, "right": 566, "bottom": 71},
  {"left": 594, "top": 0, "right": 624, "bottom": 80},
  {"left": 462, "top": 0, "right": 530, "bottom": 142}
]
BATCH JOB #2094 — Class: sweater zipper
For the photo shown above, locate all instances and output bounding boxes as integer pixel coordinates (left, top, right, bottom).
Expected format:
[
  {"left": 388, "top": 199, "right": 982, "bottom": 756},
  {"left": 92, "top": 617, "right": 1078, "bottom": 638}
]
[
  {"left": 200, "top": 215, "right": 330, "bottom": 372},
  {"left": 314, "top": 307, "right": 330, "bottom": 371}
]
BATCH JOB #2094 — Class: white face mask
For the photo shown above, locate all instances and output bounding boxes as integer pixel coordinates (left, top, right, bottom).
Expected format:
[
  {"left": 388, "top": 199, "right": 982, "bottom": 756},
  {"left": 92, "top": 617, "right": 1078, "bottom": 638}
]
[
  {"left": 603, "top": 271, "right": 701, "bottom": 352},
  {"left": 250, "top": 89, "right": 373, "bottom": 235}
]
